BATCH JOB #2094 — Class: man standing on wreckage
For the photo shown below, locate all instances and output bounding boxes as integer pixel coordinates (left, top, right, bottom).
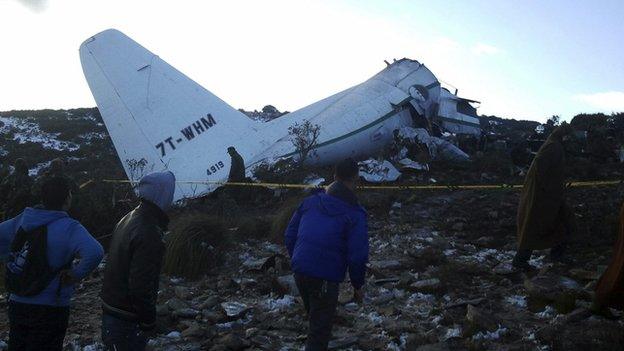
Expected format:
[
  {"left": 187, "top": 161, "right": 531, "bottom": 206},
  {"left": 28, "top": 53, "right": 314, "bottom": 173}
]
[
  {"left": 513, "top": 123, "right": 577, "bottom": 270},
  {"left": 285, "top": 158, "right": 369, "bottom": 351}
]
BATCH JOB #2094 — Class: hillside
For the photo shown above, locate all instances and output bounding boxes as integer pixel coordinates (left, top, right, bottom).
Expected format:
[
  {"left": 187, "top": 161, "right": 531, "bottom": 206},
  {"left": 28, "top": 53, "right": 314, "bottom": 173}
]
[{"left": 0, "top": 108, "right": 623, "bottom": 350}]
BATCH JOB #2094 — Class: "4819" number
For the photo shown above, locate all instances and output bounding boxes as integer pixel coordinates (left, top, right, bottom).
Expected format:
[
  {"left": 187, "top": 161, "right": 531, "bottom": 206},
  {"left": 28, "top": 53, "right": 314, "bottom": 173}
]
[{"left": 206, "top": 161, "right": 225, "bottom": 176}]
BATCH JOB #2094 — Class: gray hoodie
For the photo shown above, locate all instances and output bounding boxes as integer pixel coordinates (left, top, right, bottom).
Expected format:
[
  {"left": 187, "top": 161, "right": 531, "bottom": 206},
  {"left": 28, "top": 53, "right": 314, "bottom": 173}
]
[{"left": 137, "top": 171, "right": 176, "bottom": 211}]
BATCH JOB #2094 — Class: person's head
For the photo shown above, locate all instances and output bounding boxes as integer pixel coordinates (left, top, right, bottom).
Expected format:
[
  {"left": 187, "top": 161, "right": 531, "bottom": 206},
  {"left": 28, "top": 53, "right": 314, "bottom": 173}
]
[
  {"left": 334, "top": 158, "right": 359, "bottom": 189},
  {"left": 41, "top": 177, "right": 72, "bottom": 211},
  {"left": 227, "top": 146, "right": 236, "bottom": 156},
  {"left": 14, "top": 158, "right": 28, "bottom": 175},
  {"left": 49, "top": 158, "right": 65, "bottom": 175},
  {"left": 137, "top": 171, "right": 176, "bottom": 212}
]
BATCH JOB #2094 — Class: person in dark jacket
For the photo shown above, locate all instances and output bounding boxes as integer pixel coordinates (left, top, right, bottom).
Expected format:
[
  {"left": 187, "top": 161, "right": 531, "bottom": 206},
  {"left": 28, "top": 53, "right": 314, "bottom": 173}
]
[
  {"left": 0, "top": 176, "right": 104, "bottom": 351},
  {"left": 100, "top": 171, "right": 176, "bottom": 351},
  {"left": 285, "top": 158, "right": 368, "bottom": 351},
  {"left": 513, "top": 124, "right": 576, "bottom": 269},
  {"left": 227, "top": 146, "right": 245, "bottom": 182}
]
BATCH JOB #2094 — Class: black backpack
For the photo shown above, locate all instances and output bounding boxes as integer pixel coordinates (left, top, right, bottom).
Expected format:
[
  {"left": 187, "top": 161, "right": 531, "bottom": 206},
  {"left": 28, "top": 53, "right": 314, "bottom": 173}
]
[{"left": 5, "top": 225, "right": 67, "bottom": 297}]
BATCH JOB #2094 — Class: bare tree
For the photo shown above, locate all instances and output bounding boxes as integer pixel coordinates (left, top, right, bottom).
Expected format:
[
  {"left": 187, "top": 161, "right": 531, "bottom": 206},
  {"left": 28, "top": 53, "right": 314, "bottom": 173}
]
[
  {"left": 125, "top": 158, "right": 149, "bottom": 182},
  {"left": 288, "top": 120, "right": 321, "bottom": 166}
]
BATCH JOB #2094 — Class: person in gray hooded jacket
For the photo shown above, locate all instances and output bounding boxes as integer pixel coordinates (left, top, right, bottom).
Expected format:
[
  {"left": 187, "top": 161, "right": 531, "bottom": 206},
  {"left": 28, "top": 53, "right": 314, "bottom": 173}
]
[{"left": 100, "top": 171, "right": 176, "bottom": 351}]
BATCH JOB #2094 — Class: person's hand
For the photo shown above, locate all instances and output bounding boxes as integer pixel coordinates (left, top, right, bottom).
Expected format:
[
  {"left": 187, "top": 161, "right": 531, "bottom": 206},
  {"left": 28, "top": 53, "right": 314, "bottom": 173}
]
[
  {"left": 353, "top": 287, "right": 365, "bottom": 303},
  {"left": 59, "top": 270, "right": 77, "bottom": 287}
]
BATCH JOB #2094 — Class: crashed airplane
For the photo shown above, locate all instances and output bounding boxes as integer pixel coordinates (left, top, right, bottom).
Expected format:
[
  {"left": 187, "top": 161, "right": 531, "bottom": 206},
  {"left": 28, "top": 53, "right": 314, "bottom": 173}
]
[{"left": 79, "top": 29, "right": 480, "bottom": 200}]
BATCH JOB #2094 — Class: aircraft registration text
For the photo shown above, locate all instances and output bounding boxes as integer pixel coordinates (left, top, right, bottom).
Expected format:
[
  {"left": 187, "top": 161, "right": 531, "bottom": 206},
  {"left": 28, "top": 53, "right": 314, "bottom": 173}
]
[{"left": 155, "top": 114, "right": 217, "bottom": 157}]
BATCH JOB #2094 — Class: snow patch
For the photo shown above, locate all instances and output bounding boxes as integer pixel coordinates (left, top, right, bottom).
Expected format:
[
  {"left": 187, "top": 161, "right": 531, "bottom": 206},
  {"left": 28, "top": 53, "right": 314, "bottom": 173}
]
[
  {"left": 505, "top": 295, "right": 527, "bottom": 308},
  {"left": 443, "top": 326, "right": 462, "bottom": 340},
  {"left": 368, "top": 311, "right": 383, "bottom": 326},
  {"left": 473, "top": 326, "right": 508, "bottom": 341},
  {"left": 263, "top": 295, "right": 296, "bottom": 311},
  {"left": 536, "top": 306, "right": 556, "bottom": 319},
  {"left": 29, "top": 160, "right": 52, "bottom": 177},
  {"left": 0, "top": 116, "right": 79, "bottom": 151}
]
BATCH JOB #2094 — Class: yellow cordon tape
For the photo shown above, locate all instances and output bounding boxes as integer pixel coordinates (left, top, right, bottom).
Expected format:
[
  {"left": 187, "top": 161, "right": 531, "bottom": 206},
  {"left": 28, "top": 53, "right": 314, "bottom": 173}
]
[{"left": 99, "top": 179, "right": 623, "bottom": 191}]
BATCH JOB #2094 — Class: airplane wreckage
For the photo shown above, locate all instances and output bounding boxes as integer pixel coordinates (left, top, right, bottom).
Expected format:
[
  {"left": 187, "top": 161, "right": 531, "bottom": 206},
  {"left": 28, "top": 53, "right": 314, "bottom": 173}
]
[{"left": 79, "top": 29, "right": 481, "bottom": 200}]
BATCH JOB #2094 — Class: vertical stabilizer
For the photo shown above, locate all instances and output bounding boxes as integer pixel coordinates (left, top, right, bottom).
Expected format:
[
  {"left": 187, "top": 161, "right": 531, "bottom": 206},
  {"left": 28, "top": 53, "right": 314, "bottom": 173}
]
[{"left": 80, "top": 29, "right": 264, "bottom": 200}]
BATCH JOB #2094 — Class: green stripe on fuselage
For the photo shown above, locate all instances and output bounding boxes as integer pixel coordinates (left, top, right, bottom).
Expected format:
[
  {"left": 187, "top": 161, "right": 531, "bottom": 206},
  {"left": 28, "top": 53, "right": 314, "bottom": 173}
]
[{"left": 278, "top": 107, "right": 404, "bottom": 159}]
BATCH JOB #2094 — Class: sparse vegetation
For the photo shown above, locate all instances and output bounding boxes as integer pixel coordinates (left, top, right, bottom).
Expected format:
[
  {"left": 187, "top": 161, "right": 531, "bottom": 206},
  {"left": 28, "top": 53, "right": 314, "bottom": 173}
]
[
  {"left": 270, "top": 197, "right": 304, "bottom": 244},
  {"left": 236, "top": 217, "right": 272, "bottom": 240},
  {"left": 163, "top": 213, "right": 230, "bottom": 280},
  {"left": 288, "top": 120, "right": 321, "bottom": 165}
]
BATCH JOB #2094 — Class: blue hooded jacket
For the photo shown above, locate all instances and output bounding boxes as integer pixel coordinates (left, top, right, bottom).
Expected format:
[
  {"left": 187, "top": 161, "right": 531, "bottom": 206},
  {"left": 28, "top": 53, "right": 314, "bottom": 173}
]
[
  {"left": 0, "top": 207, "right": 104, "bottom": 306},
  {"left": 285, "top": 185, "right": 368, "bottom": 288}
]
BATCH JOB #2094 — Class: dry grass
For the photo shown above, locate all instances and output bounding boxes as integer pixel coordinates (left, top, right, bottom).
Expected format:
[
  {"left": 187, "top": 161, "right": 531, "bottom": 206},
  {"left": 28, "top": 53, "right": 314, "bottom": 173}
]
[
  {"left": 163, "top": 213, "right": 230, "bottom": 280},
  {"left": 236, "top": 217, "right": 272, "bottom": 240},
  {"left": 270, "top": 196, "right": 304, "bottom": 245}
]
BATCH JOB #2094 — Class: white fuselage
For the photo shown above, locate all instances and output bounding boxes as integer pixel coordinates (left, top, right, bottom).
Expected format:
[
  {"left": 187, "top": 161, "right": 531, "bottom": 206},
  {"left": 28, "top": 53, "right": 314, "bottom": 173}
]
[
  {"left": 249, "top": 59, "right": 441, "bottom": 168},
  {"left": 79, "top": 30, "right": 442, "bottom": 200}
]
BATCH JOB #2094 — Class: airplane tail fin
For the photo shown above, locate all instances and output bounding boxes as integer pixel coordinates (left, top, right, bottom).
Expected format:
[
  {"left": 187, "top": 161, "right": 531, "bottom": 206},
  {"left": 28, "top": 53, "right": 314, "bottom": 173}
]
[{"left": 79, "top": 29, "right": 265, "bottom": 199}]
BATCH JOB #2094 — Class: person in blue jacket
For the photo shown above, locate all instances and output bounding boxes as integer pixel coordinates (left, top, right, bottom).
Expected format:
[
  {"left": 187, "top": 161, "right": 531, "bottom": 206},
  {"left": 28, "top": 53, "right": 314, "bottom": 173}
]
[
  {"left": 285, "top": 158, "right": 369, "bottom": 351},
  {"left": 0, "top": 176, "right": 104, "bottom": 351}
]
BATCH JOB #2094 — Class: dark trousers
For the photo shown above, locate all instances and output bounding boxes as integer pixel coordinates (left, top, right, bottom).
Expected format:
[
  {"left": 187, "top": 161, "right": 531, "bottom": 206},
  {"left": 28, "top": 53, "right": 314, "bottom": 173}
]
[
  {"left": 294, "top": 274, "right": 340, "bottom": 351},
  {"left": 101, "top": 313, "right": 148, "bottom": 351},
  {"left": 8, "top": 301, "right": 70, "bottom": 351}
]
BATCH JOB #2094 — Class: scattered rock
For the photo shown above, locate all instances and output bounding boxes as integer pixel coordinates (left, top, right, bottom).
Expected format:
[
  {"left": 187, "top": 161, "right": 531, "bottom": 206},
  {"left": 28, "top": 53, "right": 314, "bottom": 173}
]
[
  {"left": 199, "top": 295, "right": 220, "bottom": 310},
  {"left": 203, "top": 309, "right": 226, "bottom": 323},
  {"left": 173, "top": 308, "right": 199, "bottom": 319},
  {"left": 328, "top": 336, "right": 358, "bottom": 350},
  {"left": 553, "top": 308, "right": 592, "bottom": 325},
  {"left": 445, "top": 297, "right": 485, "bottom": 309},
  {"left": 525, "top": 274, "right": 583, "bottom": 313},
  {"left": 492, "top": 261, "right": 515, "bottom": 275},
  {"left": 181, "top": 323, "right": 204, "bottom": 337},
  {"left": 370, "top": 260, "right": 403, "bottom": 270},
  {"left": 221, "top": 302, "right": 251, "bottom": 318},
  {"left": 537, "top": 318, "right": 624, "bottom": 350},
  {"left": 166, "top": 298, "right": 189, "bottom": 311},
  {"left": 174, "top": 286, "right": 191, "bottom": 300},
  {"left": 245, "top": 327, "right": 259, "bottom": 338},
  {"left": 374, "top": 277, "right": 401, "bottom": 285},
  {"left": 156, "top": 304, "right": 169, "bottom": 316},
  {"left": 373, "top": 291, "right": 395, "bottom": 305},
  {"left": 411, "top": 278, "right": 441, "bottom": 292},
  {"left": 216, "top": 333, "right": 248, "bottom": 350},
  {"left": 277, "top": 275, "right": 299, "bottom": 295},
  {"left": 165, "top": 331, "right": 182, "bottom": 339},
  {"left": 242, "top": 255, "right": 277, "bottom": 271},
  {"left": 452, "top": 222, "right": 465, "bottom": 231},
  {"left": 466, "top": 305, "right": 498, "bottom": 331},
  {"left": 569, "top": 268, "right": 600, "bottom": 281}
]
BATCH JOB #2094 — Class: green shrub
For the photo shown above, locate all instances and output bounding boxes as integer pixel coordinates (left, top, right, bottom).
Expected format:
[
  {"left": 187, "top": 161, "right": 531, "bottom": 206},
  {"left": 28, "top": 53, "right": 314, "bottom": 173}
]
[
  {"left": 163, "top": 213, "right": 230, "bottom": 280},
  {"left": 270, "top": 197, "right": 303, "bottom": 244}
]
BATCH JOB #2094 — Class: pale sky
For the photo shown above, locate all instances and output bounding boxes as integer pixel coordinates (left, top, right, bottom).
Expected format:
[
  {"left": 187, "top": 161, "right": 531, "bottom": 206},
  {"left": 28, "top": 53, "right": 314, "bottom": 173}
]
[{"left": 0, "top": 0, "right": 622, "bottom": 123}]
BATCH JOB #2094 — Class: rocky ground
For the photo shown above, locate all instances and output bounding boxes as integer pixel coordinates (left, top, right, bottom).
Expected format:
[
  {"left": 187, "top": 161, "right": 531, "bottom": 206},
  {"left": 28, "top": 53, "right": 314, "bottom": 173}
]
[{"left": 1, "top": 184, "right": 624, "bottom": 351}]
